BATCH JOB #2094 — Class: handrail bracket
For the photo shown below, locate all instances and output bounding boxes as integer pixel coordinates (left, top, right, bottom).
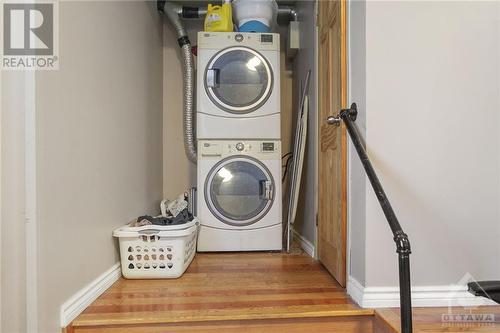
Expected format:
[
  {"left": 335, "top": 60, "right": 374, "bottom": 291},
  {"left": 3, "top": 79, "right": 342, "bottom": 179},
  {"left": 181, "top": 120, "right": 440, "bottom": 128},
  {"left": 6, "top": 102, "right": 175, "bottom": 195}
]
[
  {"left": 340, "top": 103, "right": 358, "bottom": 122},
  {"left": 394, "top": 230, "right": 411, "bottom": 256}
]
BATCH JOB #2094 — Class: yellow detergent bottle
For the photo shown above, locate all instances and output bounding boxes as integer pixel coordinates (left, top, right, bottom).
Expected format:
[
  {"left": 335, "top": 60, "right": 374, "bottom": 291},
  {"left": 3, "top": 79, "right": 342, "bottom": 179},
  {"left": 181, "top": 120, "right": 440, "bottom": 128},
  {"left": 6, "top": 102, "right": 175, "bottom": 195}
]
[{"left": 204, "top": 0, "right": 233, "bottom": 32}]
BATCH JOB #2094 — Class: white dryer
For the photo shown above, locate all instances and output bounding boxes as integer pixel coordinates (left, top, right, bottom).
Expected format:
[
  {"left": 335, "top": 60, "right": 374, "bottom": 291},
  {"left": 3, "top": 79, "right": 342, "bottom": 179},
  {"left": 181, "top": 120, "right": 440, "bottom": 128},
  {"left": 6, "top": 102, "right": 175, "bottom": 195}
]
[
  {"left": 197, "top": 139, "right": 282, "bottom": 251},
  {"left": 197, "top": 32, "right": 281, "bottom": 139}
]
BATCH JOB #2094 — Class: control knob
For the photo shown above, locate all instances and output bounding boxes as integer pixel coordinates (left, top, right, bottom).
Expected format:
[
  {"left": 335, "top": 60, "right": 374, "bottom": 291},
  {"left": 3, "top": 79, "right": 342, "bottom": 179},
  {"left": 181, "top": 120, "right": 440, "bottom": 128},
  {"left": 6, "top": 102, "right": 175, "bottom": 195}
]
[{"left": 235, "top": 142, "right": 245, "bottom": 151}]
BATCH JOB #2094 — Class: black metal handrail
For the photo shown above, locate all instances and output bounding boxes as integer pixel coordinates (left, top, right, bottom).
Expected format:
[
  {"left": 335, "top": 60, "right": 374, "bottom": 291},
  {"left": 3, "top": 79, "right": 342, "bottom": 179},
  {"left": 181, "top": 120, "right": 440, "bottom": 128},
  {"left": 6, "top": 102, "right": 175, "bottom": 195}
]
[{"left": 328, "top": 103, "right": 413, "bottom": 333}]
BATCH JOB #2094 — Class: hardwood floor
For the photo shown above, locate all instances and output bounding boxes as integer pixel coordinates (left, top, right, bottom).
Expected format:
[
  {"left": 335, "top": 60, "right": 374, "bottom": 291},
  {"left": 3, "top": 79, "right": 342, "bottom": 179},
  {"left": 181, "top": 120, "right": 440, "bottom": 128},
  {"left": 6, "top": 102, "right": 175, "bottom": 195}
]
[
  {"left": 67, "top": 252, "right": 500, "bottom": 333},
  {"left": 69, "top": 252, "right": 371, "bottom": 332},
  {"left": 375, "top": 307, "right": 500, "bottom": 333},
  {"left": 69, "top": 317, "right": 374, "bottom": 333}
]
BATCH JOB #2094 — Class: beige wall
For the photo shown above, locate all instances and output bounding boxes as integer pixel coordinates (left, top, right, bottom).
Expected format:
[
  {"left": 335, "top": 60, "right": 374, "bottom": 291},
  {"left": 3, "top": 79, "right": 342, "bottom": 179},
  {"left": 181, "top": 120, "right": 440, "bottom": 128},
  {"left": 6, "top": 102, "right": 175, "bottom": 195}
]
[
  {"left": 34, "top": 2, "right": 163, "bottom": 332},
  {"left": 351, "top": 1, "right": 500, "bottom": 287},
  {"left": 279, "top": 26, "right": 295, "bottom": 160},
  {"left": 1, "top": 72, "right": 28, "bottom": 333},
  {"left": 348, "top": 0, "right": 367, "bottom": 285},
  {"left": 291, "top": 0, "right": 318, "bottom": 245}
]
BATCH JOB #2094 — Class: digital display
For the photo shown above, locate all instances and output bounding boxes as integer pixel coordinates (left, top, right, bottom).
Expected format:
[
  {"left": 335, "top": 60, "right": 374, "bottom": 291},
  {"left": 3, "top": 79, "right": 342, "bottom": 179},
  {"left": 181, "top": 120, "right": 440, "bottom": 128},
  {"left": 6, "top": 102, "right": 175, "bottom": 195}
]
[
  {"left": 262, "top": 142, "right": 274, "bottom": 151},
  {"left": 260, "top": 34, "right": 273, "bottom": 43}
]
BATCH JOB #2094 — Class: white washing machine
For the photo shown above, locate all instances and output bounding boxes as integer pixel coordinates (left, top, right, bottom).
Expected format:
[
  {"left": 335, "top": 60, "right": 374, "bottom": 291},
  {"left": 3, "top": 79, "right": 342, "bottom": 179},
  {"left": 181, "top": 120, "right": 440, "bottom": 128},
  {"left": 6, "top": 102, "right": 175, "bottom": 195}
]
[
  {"left": 197, "top": 32, "right": 281, "bottom": 139},
  {"left": 197, "top": 139, "right": 282, "bottom": 251}
]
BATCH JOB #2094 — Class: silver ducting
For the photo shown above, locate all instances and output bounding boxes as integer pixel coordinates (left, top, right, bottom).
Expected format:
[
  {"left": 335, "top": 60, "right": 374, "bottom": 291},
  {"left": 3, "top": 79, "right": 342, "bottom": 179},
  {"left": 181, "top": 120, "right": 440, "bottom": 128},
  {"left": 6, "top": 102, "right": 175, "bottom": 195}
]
[
  {"left": 161, "top": 1, "right": 197, "bottom": 163},
  {"left": 163, "top": 2, "right": 187, "bottom": 37},
  {"left": 181, "top": 44, "right": 197, "bottom": 163}
]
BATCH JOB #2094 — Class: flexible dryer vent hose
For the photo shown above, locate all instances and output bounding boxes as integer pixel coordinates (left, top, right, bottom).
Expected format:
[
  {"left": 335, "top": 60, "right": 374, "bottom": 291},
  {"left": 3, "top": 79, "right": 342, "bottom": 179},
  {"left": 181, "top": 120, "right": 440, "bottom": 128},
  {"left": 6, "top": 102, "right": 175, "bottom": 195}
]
[
  {"left": 181, "top": 43, "right": 197, "bottom": 163},
  {"left": 161, "top": 1, "right": 197, "bottom": 163}
]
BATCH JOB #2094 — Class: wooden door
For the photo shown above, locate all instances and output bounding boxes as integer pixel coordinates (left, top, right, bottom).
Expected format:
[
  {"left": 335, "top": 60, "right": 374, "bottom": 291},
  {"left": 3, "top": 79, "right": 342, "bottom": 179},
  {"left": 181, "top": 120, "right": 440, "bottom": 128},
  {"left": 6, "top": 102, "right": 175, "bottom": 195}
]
[{"left": 317, "top": 0, "right": 348, "bottom": 287}]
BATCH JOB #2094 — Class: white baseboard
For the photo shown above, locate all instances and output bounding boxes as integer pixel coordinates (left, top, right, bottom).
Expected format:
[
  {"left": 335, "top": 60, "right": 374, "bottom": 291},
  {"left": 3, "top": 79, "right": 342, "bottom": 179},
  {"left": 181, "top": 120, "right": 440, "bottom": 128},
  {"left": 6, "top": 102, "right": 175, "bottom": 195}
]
[
  {"left": 347, "top": 276, "right": 497, "bottom": 308},
  {"left": 292, "top": 229, "right": 315, "bottom": 258},
  {"left": 60, "top": 263, "right": 121, "bottom": 327}
]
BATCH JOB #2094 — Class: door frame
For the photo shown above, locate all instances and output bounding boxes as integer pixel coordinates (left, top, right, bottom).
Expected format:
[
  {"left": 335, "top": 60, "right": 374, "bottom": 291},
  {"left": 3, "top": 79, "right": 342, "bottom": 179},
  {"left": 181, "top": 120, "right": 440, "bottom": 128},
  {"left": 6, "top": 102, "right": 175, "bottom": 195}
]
[{"left": 315, "top": 0, "right": 349, "bottom": 286}]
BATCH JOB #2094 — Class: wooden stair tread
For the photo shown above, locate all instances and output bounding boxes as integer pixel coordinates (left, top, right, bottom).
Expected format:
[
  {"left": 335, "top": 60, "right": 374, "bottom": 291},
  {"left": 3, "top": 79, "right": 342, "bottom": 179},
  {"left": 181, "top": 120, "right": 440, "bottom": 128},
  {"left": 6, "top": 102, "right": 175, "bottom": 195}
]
[
  {"left": 69, "top": 317, "right": 375, "bottom": 333},
  {"left": 375, "top": 307, "right": 500, "bottom": 333},
  {"left": 71, "top": 252, "right": 372, "bottom": 328},
  {"left": 74, "top": 305, "right": 373, "bottom": 326}
]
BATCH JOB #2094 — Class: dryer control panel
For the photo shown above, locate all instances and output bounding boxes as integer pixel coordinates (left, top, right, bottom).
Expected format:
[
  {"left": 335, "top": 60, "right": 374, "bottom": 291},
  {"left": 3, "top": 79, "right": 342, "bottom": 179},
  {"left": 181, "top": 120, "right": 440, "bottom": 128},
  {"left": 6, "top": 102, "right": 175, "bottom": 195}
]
[
  {"left": 197, "top": 32, "right": 280, "bottom": 51},
  {"left": 199, "top": 140, "right": 281, "bottom": 159}
]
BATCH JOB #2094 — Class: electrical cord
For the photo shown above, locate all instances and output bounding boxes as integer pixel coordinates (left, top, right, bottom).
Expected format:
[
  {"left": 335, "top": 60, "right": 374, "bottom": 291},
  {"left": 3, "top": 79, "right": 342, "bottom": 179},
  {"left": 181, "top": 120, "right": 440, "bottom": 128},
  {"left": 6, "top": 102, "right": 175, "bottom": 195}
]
[
  {"left": 282, "top": 154, "right": 293, "bottom": 183},
  {"left": 282, "top": 152, "right": 293, "bottom": 168}
]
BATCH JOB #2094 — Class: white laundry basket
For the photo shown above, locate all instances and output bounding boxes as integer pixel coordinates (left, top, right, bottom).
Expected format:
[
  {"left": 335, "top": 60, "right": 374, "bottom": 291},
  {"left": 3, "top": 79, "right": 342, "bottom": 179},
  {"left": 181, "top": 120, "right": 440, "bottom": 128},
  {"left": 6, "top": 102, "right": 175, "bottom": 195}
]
[{"left": 113, "top": 218, "right": 199, "bottom": 279}]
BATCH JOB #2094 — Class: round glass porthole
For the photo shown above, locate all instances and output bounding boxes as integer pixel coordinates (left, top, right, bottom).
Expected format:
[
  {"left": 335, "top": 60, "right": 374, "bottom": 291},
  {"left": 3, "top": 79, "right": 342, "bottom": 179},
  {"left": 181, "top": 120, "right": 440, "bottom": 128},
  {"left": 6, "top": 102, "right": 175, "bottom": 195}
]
[
  {"left": 205, "top": 157, "right": 275, "bottom": 226},
  {"left": 205, "top": 47, "right": 273, "bottom": 114}
]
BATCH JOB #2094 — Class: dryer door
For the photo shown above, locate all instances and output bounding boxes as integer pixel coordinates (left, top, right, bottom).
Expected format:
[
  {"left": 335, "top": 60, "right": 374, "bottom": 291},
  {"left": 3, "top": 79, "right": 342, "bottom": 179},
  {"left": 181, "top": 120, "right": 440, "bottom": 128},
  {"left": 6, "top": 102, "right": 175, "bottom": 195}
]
[
  {"left": 205, "top": 47, "right": 273, "bottom": 114},
  {"left": 205, "top": 156, "right": 275, "bottom": 226}
]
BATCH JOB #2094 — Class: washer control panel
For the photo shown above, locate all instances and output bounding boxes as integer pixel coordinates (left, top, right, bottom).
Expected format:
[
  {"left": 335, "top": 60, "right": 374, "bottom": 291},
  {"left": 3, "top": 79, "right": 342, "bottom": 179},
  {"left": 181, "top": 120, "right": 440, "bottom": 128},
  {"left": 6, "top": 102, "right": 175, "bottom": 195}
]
[{"left": 199, "top": 140, "right": 280, "bottom": 158}]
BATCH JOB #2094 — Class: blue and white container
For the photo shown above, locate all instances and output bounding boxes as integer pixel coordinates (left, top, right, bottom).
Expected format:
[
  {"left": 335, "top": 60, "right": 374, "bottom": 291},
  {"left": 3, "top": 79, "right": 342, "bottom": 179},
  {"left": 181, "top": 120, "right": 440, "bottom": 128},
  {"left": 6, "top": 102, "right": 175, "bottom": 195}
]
[{"left": 233, "top": 0, "right": 278, "bottom": 33}]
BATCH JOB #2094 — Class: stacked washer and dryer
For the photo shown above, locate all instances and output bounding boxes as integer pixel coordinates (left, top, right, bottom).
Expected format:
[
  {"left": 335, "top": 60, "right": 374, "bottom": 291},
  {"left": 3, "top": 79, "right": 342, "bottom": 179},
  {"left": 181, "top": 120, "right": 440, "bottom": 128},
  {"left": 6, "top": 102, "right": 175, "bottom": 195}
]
[{"left": 196, "top": 32, "right": 282, "bottom": 251}]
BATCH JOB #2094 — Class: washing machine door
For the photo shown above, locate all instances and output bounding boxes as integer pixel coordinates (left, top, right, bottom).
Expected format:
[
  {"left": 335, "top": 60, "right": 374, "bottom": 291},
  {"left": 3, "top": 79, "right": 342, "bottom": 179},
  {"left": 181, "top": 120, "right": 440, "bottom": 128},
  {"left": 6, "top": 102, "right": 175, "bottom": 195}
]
[
  {"left": 205, "top": 156, "right": 275, "bottom": 226},
  {"left": 205, "top": 46, "right": 273, "bottom": 114}
]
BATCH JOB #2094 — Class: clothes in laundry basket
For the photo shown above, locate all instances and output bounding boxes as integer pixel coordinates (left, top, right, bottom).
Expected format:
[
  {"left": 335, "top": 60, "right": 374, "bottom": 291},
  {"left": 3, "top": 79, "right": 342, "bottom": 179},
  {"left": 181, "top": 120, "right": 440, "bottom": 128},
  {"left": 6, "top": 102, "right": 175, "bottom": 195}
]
[
  {"left": 161, "top": 194, "right": 188, "bottom": 218},
  {"left": 135, "top": 209, "right": 193, "bottom": 227},
  {"left": 130, "top": 190, "right": 196, "bottom": 227}
]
